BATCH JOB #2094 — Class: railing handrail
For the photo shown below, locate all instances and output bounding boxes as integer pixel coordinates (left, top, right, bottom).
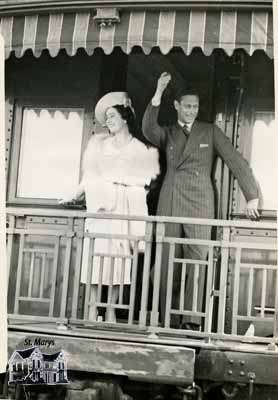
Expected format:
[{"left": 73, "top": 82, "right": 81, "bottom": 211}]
[{"left": 6, "top": 206, "right": 277, "bottom": 230}]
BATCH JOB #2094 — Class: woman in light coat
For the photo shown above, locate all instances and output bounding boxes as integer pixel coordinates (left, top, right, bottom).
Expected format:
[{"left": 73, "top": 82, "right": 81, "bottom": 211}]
[{"left": 62, "top": 92, "right": 159, "bottom": 322}]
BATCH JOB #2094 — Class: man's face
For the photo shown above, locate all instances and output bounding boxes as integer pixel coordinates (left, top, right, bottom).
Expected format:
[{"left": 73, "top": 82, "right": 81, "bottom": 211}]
[{"left": 174, "top": 94, "right": 199, "bottom": 125}]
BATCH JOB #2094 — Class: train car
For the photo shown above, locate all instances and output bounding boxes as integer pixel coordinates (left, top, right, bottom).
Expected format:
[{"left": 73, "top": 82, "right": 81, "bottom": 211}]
[{"left": 0, "top": 0, "right": 277, "bottom": 399}]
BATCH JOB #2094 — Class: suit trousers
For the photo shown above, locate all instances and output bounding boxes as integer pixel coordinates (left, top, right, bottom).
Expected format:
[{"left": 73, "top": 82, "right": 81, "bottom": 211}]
[{"left": 159, "top": 221, "right": 211, "bottom": 328}]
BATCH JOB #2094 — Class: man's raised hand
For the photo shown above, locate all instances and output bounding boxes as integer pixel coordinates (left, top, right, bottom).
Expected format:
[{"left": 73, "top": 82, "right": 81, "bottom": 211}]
[
  {"left": 156, "top": 72, "right": 171, "bottom": 94},
  {"left": 152, "top": 72, "right": 171, "bottom": 106}
]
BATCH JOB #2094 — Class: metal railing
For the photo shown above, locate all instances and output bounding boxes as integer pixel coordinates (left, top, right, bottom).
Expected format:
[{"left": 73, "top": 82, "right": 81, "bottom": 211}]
[{"left": 6, "top": 207, "right": 278, "bottom": 344}]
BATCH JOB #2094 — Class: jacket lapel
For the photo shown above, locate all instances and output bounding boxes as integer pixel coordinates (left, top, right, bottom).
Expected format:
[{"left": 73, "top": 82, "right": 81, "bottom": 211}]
[
  {"left": 176, "top": 121, "right": 201, "bottom": 168},
  {"left": 171, "top": 124, "right": 186, "bottom": 163}
]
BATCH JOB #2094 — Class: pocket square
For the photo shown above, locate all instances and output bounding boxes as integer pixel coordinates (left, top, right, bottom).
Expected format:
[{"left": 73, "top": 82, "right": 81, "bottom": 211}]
[{"left": 200, "top": 143, "right": 209, "bottom": 148}]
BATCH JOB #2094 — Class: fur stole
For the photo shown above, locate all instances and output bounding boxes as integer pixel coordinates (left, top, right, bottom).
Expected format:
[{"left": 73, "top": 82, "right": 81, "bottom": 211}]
[{"left": 82, "top": 133, "right": 160, "bottom": 186}]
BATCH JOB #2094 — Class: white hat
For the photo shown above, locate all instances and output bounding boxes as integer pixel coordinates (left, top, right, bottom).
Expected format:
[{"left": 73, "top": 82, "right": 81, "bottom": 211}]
[{"left": 94, "top": 91, "right": 134, "bottom": 126}]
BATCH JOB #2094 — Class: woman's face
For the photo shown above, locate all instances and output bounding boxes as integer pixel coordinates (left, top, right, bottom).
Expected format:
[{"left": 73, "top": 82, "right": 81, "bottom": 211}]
[{"left": 105, "top": 107, "right": 126, "bottom": 133}]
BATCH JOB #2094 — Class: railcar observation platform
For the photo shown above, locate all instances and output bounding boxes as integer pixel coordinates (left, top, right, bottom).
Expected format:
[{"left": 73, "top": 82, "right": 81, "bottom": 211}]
[{"left": 5, "top": 207, "right": 278, "bottom": 394}]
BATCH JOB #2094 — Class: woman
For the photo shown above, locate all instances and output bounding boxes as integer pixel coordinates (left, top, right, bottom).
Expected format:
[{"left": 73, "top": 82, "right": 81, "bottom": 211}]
[{"left": 61, "top": 92, "right": 159, "bottom": 322}]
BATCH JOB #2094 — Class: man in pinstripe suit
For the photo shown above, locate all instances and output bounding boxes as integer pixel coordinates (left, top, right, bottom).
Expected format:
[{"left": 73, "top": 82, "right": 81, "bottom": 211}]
[{"left": 142, "top": 72, "right": 259, "bottom": 329}]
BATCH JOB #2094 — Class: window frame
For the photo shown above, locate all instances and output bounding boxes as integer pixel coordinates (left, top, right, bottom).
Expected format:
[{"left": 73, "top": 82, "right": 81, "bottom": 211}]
[
  {"left": 232, "top": 107, "right": 276, "bottom": 220},
  {"left": 7, "top": 97, "right": 94, "bottom": 207},
  {"left": 250, "top": 110, "right": 276, "bottom": 213}
]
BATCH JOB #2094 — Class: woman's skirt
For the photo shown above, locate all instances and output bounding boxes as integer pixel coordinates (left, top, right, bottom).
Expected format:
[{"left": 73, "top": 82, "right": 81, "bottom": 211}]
[{"left": 80, "top": 185, "right": 146, "bottom": 285}]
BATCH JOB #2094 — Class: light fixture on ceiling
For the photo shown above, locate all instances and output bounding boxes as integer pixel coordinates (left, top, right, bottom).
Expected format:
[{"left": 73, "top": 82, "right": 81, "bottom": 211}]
[{"left": 93, "top": 8, "right": 120, "bottom": 27}]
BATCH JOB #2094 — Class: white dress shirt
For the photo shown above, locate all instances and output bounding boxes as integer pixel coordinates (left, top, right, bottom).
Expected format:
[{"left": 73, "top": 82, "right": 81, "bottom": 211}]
[{"left": 178, "top": 120, "right": 193, "bottom": 132}]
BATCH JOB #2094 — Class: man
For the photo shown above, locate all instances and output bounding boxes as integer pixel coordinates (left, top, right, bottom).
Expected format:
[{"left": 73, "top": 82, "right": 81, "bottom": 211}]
[{"left": 142, "top": 72, "right": 259, "bottom": 330}]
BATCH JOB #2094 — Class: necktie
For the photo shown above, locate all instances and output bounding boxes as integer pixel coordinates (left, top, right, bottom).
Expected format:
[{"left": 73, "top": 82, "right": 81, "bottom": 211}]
[{"left": 183, "top": 124, "right": 190, "bottom": 136}]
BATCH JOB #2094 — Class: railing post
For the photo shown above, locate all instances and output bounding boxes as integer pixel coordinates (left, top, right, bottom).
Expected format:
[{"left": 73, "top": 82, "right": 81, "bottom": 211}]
[
  {"left": 128, "top": 241, "right": 139, "bottom": 325},
  {"left": 58, "top": 218, "right": 74, "bottom": 328},
  {"left": 231, "top": 247, "right": 241, "bottom": 335},
  {"left": 39, "top": 253, "right": 46, "bottom": 299},
  {"left": 164, "top": 242, "right": 175, "bottom": 328},
  {"left": 217, "top": 226, "right": 230, "bottom": 334},
  {"left": 27, "top": 252, "right": 35, "bottom": 298},
  {"left": 71, "top": 230, "right": 84, "bottom": 320},
  {"left": 49, "top": 236, "right": 60, "bottom": 317},
  {"left": 6, "top": 215, "right": 15, "bottom": 284},
  {"left": 83, "top": 236, "right": 95, "bottom": 320},
  {"left": 107, "top": 256, "right": 116, "bottom": 319},
  {"left": 247, "top": 267, "right": 254, "bottom": 317},
  {"left": 150, "top": 222, "right": 165, "bottom": 327},
  {"left": 204, "top": 246, "right": 214, "bottom": 333},
  {"left": 139, "top": 221, "right": 153, "bottom": 326},
  {"left": 272, "top": 262, "right": 278, "bottom": 343},
  {"left": 14, "top": 234, "right": 25, "bottom": 315}
]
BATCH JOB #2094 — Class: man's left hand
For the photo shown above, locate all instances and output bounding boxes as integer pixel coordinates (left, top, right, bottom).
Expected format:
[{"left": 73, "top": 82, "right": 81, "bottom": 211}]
[{"left": 245, "top": 198, "right": 260, "bottom": 220}]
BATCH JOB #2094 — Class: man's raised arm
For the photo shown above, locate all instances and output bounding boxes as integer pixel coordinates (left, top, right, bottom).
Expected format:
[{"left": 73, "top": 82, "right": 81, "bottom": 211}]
[{"left": 142, "top": 72, "right": 171, "bottom": 149}]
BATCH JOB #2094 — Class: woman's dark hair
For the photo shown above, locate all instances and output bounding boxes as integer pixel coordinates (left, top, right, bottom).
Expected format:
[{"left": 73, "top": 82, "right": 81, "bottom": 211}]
[
  {"left": 113, "top": 105, "right": 137, "bottom": 135},
  {"left": 112, "top": 104, "right": 151, "bottom": 146}
]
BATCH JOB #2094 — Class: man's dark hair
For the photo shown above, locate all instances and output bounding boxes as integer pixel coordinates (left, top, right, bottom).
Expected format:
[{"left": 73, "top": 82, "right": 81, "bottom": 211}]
[{"left": 174, "top": 87, "right": 200, "bottom": 103}]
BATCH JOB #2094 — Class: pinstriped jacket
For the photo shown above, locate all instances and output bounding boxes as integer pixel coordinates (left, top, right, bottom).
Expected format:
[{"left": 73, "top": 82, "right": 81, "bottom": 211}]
[{"left": 142, "top": 103, "right": 258, "bottom": 219}]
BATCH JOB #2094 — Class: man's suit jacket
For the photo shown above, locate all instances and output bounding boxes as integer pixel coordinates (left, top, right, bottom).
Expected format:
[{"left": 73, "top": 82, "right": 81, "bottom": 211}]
[{"left": 142, "top": 103, "right": 258, "bottom": 221}]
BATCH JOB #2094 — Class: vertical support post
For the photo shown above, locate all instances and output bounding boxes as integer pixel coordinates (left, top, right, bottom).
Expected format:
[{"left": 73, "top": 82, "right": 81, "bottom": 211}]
[
  {"left": 179, "top": 261, "right": 187, "bottom": 312},
  {"left": 0, "top": 32, "right": 7, "bottom": 373},
  {"left": 71, "top": 231, "right": 84, "bottom": 320},
  {"left": 260, "top": 268, "right": 267, "bottom": 318},
  {"left": 14, "top": 234, "right": 25, "bottom": 315},
  {"left": 273, "top": 266, "right": 278, "bottom": 341},
  {"left": 247, "top": 267, "right": 254, "bottom": 317},
  {"left": 49, "top": 237, "right": 60, "bottom": 317},
  {"left": 204, "top": 246, "right": 214, "bottom": 333},
  {"left": 107, "top": 256, "right": 115, "bottom": 319},
  {"left": 217, "top": 226, "right": 230, "bottom": 334},
  {"left": 83, "top": 236, "right": 94, "bottom": 320},
  {"left": 165, "top": 242, "right": 175, "bottom": 328},
  {"left": 150, "top": 222, "right": 165, "bottom": 327},
  {"left": 39, "top": 253, "right": 46, "bottom": 298},
  {"left": 139, "top": 222, "right": 153, "bottom": 326},
  {"left": 232, "top": 247, "right": 241, "bottom": 335},
  {"left": 59, "top": 218, "right": 74, "bottom": 322},
  {"left": 6, "top": 215, "right": 15, "bottom": 283},
  {"left": 192, "top": 264, "right": 200, "bottom": 313},
  {"left": 118, "top": 257, "right": 125, "bottom": 305},
  {"left": 273, "top": 1, "right": 278, "bottom": 121},
  {"left": 128, "top": 241, "right": 139, "bottom": 325},
  {"left": 97, "top": 256, "right": 104, "bottom": 304},
  {"left": 27, "top": 252, "right": 35, "bottom": 298}
]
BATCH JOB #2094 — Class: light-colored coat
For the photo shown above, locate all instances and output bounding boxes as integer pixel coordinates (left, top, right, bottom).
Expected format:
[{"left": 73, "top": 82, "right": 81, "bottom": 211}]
[{"left": 80, "top": 133, "right": 159, "bottom": 285}]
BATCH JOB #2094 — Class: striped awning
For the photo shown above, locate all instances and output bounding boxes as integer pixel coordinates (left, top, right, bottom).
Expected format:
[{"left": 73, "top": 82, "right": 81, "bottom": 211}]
[{"left": 0, "top": 9, "right": 273, "bottom": 59}]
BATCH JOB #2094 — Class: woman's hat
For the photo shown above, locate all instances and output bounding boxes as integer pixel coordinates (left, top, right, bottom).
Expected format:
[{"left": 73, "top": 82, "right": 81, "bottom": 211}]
[{"left": 94, "top": 91, "right": 134, "bottom": 126}]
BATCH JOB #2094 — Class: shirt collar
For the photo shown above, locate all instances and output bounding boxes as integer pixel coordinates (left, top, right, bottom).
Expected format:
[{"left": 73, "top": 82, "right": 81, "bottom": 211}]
[{"left": 178, "top": 120, "right": 193, "bottom": 131}]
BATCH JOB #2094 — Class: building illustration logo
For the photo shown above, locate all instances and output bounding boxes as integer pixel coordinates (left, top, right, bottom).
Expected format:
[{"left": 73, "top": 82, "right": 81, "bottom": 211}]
[{"left": 8, "top": 346, "right": 69, "bottom": 385}]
